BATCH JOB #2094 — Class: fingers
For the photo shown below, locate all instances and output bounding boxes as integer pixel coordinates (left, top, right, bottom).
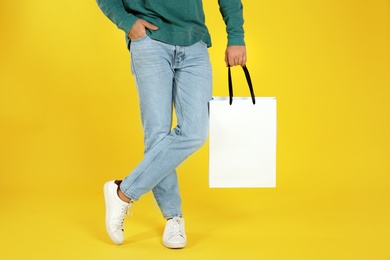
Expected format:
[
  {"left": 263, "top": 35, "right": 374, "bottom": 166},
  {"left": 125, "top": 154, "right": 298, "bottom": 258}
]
[
  {"left": 225, "top": 46, "right": 247, "bottom": 67},
  {"left": 226, "top": 55, "right": 246, "bottom": 67},
  {"left": 140, "top": 20, "right": 158, "bottom": 31},
  {"left": 128, "top": 19, "right": 158, "bottom": 39},
  {"left": 225, "top": 56, "right": 246, "bottom": 67}
]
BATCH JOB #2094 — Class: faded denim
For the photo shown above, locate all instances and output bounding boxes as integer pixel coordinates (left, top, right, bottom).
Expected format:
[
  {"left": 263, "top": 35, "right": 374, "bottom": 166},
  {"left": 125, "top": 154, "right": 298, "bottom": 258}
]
[{"left": 120, "top": 36, "right": 212, "bottom": 219}]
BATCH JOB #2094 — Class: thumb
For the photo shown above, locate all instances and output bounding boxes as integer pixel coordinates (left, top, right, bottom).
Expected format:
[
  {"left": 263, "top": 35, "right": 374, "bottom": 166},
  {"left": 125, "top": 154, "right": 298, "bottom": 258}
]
[{"left": 141, "top": 20, "right": 158, "bottom": 31}]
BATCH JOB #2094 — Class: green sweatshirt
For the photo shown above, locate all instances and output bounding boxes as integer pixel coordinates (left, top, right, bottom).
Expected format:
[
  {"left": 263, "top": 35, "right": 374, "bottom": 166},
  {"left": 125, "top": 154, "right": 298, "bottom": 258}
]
[{"left": 96, "top": 0, "right": 245, "bottom": 48}]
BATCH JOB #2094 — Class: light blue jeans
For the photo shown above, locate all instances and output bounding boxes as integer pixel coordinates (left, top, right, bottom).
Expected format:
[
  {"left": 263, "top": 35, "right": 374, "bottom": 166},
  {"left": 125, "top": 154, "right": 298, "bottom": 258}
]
[{"left": 120, "top": 35, "right": 212, "bottom": 219}]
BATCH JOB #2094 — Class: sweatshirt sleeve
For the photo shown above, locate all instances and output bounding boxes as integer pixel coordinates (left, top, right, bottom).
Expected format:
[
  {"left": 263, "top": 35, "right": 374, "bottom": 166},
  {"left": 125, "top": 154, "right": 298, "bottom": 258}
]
[
  {"left": 218, "top": 0, "right": 245, "bottom": 46},
  {"left": 96, "top": 0, "right": 138, "bottom": 35}
]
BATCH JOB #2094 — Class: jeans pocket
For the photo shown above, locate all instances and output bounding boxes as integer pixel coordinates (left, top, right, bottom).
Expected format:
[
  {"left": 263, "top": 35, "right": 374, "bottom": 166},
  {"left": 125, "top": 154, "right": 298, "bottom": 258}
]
[{"left": 131, "top": 34, "right": 149, "bottom": 43}]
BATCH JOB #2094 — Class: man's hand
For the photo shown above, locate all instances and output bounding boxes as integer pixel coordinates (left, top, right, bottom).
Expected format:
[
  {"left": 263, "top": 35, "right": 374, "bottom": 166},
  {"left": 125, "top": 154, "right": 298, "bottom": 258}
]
[
  {"left": 128, "top": 19, "right": 158, "bottom": 40},
  {"left": 225, "top": 45, "right": 247, "bottom": 67}
]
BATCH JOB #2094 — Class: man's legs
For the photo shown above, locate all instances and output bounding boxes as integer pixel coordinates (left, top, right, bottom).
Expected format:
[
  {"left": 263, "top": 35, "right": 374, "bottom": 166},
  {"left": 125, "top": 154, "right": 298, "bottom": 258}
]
[
  {"left": 150, "top": 39, "right": 213, "bottom": 220},
  {"left": 120, "top": 37, "right": 212, "bottom": 206},
  {"left": 129, "top": 36, "right": 183, "bottom": 219},
  {"left": 104, "top": 36, "right": 211, "bottom": 248}
]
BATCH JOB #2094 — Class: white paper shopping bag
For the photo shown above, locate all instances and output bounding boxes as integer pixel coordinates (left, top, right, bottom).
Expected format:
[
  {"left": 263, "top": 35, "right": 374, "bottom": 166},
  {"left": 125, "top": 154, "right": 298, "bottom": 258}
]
[{"left": 209, "top": 66, "right": 277, "bottom": 188}]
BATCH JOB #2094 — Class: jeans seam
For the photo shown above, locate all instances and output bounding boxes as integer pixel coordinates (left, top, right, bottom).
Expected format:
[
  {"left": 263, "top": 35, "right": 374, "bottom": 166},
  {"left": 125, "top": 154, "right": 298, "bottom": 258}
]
[
  {"left": 173, "top": 76, "right": 186, "bottom": 133},
  {"left": 131, "top": 54, "right": 149, "bottom": 149}
]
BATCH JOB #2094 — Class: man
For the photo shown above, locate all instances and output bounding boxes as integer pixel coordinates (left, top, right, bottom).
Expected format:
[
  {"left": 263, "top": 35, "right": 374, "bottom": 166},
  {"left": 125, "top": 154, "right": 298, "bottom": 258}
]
[{"left": 96, "top": 0, "right": 246, "bottom": 249}]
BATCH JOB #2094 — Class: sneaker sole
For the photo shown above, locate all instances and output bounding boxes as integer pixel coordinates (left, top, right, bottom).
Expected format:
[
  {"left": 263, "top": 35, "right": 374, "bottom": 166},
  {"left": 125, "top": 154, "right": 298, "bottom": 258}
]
[{"left": 162, "top": 241, "right": 187, "bottom": 249}]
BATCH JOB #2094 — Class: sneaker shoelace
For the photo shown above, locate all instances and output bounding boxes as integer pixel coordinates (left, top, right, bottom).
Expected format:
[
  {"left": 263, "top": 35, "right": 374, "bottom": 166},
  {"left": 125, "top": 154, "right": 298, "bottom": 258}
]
[
  {"left": 168, "top": 218, "right": 184, "bottom": 237},
  {"left": 116, "top": 203, "right": 131, "bottom": 231}
]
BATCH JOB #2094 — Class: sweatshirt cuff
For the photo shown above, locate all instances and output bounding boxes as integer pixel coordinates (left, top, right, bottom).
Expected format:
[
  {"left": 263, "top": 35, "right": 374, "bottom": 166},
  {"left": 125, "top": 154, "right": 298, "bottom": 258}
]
[{"left": 227, "top": 36, "right": 246, "bottom": 46}]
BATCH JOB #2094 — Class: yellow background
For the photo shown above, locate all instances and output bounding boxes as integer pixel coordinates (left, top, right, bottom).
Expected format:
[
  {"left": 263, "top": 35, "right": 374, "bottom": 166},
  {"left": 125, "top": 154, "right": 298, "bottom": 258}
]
[{"left": 1, "top": 0, "right": 389, "bottom": 259}]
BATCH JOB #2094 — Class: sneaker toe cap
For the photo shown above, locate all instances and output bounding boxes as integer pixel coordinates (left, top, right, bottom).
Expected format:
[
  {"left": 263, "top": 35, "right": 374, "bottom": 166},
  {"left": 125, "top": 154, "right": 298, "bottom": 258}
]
[
  {"left": 106, "top": 228, "right": 124, "bottom": 245},
  {"left": 163, "top": 235, "right": 187, "bottom": 248}
]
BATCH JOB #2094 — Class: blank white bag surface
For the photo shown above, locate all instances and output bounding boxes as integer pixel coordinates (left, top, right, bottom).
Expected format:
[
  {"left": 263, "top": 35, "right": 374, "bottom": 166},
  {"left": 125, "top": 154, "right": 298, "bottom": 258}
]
[{"left": 209, "top": 97, "right": 277, "bottom": 188}]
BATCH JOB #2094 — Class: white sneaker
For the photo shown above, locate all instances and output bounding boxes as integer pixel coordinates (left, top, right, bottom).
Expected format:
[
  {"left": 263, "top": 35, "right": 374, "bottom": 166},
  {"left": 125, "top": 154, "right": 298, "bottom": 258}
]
[
  {"left": 103, "top": 180, "right": 132, "bottom": 245},
  {"left": 162, "top": 217, "right": 187, "bottom": 249}
]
